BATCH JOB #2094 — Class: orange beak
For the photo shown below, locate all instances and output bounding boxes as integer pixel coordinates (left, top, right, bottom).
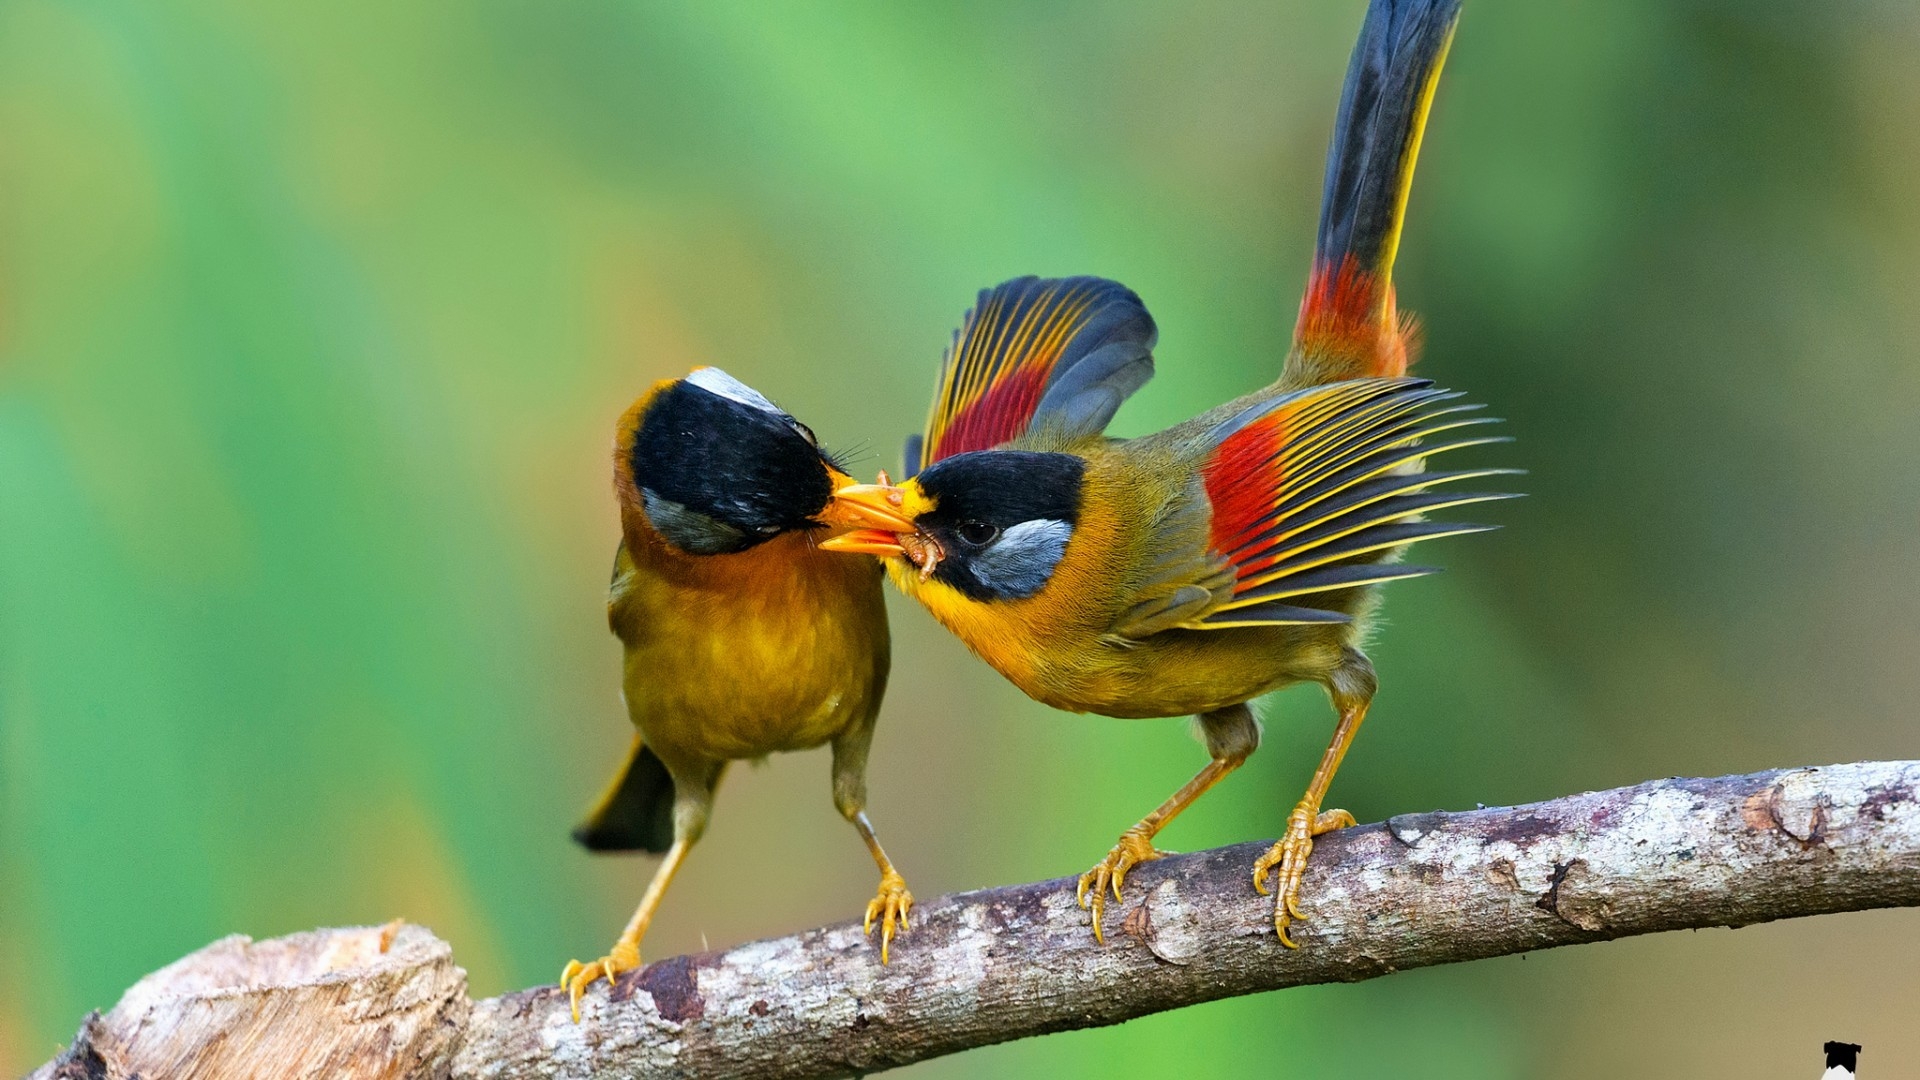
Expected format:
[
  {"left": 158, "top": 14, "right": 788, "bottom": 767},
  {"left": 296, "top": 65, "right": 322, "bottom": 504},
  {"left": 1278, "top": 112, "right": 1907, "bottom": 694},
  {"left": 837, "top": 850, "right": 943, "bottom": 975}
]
[
  {"left": 819, "top": 482, "right": 915, "bottom": 557},
  {"left": 818, "top": 476, "right": 945, "bottom": 576}
]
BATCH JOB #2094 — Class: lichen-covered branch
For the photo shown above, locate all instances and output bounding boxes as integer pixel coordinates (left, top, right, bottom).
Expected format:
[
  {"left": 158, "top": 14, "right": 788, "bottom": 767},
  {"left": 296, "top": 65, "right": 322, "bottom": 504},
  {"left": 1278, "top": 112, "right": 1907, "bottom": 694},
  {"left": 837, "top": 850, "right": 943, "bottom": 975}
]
[{"left": 36, "top": 762, "right": 1920, "bottom": 1080}]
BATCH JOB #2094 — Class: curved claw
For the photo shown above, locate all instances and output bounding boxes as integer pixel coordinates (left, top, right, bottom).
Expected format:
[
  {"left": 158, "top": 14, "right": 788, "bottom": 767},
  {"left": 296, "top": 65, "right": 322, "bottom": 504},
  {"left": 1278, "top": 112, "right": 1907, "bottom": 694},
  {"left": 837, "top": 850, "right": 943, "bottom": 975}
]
[
  {"left": 1076, "top": 866, "right": 1110, "bottom": 945},
  {"left": 1253, "top": 802, "right": 1354, "bottom": 949},
  {"left": 864, "top": 871, "right": 914, "bottom": 964},
  {"left": 560, "top": 943, "right": 641, "bottom": 1022},
  {"left": 1077, "top": 829, "right": 1170, "bottom": 945},
  {"left": 1319, "top": 809, "right": 1357, "bottom": 832}
]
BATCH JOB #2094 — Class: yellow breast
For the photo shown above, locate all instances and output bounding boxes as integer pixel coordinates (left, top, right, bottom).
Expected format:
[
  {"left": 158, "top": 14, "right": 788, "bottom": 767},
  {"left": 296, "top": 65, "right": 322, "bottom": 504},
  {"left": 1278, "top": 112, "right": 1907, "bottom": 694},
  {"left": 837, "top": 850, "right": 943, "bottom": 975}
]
[{"left": 612, "top": 529, "right": 889, "bottom": 762}]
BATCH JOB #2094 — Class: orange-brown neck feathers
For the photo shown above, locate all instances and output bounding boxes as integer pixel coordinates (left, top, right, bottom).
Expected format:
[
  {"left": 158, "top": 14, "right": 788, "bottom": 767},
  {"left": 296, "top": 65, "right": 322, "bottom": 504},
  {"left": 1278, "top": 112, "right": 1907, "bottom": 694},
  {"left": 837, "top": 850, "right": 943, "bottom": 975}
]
[{"left": 1291, "top": 256, "right": 1421, "bottom": 385}]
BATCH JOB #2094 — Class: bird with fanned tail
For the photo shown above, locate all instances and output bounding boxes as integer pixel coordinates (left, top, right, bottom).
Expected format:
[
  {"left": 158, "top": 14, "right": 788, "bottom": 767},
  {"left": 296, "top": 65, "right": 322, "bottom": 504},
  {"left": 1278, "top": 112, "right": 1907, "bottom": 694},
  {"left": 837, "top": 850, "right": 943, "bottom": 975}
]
[{"left": 823, "top": 0, "right": 1516, "bottom": 946}]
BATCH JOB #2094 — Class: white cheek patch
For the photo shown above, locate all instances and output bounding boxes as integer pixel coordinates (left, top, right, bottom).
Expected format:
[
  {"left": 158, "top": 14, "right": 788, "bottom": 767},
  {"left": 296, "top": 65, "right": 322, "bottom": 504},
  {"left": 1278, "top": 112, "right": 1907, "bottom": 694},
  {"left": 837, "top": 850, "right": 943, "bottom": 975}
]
[
  {"left": 686, "top": 366, "right": 784, "bottom": 416},
  {"left": 970, "top": 518, "right": 1073, "bottom": 598}
]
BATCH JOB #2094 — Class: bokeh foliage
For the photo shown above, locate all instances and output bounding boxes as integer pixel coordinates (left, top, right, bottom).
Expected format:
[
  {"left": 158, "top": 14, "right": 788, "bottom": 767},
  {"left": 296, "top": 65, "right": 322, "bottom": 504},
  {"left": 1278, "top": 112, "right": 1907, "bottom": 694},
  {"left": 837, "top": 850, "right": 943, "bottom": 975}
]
[{"left": 3, "top": 1, "right": 1918, "bottom": 1075}]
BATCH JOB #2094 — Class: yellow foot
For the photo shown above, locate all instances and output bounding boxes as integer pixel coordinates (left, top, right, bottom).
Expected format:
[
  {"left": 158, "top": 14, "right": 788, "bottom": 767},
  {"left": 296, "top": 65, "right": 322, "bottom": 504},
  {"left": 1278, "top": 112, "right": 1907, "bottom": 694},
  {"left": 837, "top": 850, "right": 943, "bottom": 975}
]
[
  {"left": 560, "top": 941, "right": 641, "bottom": 1023},
  {"left": 864, "top": 870, "right": 914, "bottom": 964},
  {"left": 1253, "top": 802, "right": 1356, "bottom": 948},
  {"left": 1076, "top": 828, "right": 1171, "bottom": 944}
]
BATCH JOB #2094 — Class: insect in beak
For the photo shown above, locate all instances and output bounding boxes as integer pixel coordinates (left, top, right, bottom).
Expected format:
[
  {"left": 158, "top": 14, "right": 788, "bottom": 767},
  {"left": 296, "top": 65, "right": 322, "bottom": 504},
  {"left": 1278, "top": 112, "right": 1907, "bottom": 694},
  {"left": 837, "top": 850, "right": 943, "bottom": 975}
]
[{"left": 819, "top": 473, "right": 944, "bottom": 577}]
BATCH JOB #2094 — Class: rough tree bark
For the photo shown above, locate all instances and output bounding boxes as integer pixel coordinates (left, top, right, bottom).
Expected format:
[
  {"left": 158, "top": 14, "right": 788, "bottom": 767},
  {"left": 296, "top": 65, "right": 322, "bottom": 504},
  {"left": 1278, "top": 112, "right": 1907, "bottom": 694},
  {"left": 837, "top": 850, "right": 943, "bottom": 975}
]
[{"left": 32, "top": 761, "right": 1920, "bottom": 1080}]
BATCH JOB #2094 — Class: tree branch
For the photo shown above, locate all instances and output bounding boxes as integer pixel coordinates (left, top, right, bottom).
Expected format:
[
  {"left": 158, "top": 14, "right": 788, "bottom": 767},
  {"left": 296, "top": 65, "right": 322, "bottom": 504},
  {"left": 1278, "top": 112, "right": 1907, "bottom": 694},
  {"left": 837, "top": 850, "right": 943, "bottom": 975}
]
[{"left": 35, "top": 761, "right": 1920, "bottom": 1080}]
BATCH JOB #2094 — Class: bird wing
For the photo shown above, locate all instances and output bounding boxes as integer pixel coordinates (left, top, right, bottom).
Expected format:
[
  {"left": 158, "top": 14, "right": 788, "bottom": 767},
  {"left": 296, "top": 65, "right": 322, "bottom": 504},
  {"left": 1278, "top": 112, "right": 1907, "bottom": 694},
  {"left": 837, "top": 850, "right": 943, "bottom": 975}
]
[
  {"left": 908, "top": 277, "right": 1156, "bottom": 476},
  {"left": 1177, "top": 377, "right": 1516, "bottom": 628},
  {"left": 606, "top": 539, "right": 648, "bottom": 645}
]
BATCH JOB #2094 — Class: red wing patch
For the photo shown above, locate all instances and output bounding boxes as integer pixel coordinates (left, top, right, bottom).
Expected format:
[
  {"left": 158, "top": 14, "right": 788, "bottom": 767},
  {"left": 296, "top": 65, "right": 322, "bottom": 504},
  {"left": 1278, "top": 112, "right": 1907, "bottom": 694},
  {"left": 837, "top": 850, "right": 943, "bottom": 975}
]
[
  {"left": 1202, "top": 401, "right": 1297, "bottom": 567},
  {"left": 913, "top": 277, "right": 1154, "bottom": 473},
  {"left": 928, "top": 296, "right": 1080, "bottom": 461},
  {"left": 1195, "top": 379, "right": 1518, "bottom": 627}
]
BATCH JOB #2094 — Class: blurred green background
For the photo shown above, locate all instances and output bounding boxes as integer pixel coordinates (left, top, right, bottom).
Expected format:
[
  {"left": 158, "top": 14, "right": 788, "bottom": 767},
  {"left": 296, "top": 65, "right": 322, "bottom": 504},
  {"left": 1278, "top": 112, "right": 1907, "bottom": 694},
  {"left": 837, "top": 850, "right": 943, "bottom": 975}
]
[{"left": 4, "top": 0, "right": 1919, "bottom": 1075}]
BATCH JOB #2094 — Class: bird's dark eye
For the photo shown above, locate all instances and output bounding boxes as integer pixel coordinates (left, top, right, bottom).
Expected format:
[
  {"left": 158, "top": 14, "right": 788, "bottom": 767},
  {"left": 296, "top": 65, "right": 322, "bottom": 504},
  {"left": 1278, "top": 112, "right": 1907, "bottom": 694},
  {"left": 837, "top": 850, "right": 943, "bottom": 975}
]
[
  {"left": 792, "top": 420, "right": 818, "bottom": 447},
  {"left": 756, "top": 523, "right": 783, "bottom": 535},
  {"left": 955, "top": 521, "right": 999, "bottom": 548}
]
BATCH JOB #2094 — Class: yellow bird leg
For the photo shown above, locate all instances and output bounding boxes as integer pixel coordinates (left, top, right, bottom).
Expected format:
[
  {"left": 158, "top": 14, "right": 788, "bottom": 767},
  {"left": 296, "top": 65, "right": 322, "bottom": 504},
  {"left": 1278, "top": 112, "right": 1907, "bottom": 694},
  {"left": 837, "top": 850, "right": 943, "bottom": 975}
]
[
  {"left": 1253, "top": 695, "right": 1370, "bottom": 947},
  {"left": 852, "top": 810, "right": 913, "bottom": 963},
  {"left": 1078, "top": 753, "right": 1245, "bottom": 944},
  {"left": 561, "top": 835, "right": 693, "bottom": 1022}
]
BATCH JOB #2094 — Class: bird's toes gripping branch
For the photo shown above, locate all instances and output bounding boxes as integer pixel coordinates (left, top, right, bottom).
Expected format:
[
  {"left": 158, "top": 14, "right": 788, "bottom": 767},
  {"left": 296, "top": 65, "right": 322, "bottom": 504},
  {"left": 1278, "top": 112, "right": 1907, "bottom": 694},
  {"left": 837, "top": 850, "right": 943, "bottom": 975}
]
[
  {"left": 1253, "top": 802, "right": 1357, "bottom": 948},
  {"left": 560, "top": 942, "right": 642, "bottom": 1023},
  {"left": 1077, "top": 827, "right": 1173, "bottom": 944},
  {"left": 864, "top": 870, "right": 914, "bottom": 964}
]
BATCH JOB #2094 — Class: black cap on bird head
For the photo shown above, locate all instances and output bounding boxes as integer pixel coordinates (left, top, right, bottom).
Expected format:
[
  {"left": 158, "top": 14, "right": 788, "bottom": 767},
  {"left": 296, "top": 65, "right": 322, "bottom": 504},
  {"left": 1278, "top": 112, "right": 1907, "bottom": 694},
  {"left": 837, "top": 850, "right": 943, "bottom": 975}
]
[
  {"left": 905, "top": 450, "right": 1086, "bottom": 601},
  {"left": 618, "top": 367, "right": 839, "bottom": 556}
]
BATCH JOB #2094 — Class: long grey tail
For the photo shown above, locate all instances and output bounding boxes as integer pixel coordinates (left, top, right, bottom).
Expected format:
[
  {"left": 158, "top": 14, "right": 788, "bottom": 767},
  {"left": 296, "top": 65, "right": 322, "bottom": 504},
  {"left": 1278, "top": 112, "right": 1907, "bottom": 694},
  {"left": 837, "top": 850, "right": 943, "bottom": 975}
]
[{"left": 1311, "top": 0, "right": 1462, "bottom": 287}]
